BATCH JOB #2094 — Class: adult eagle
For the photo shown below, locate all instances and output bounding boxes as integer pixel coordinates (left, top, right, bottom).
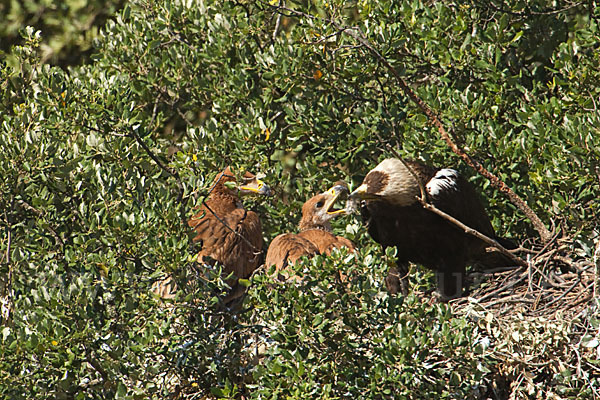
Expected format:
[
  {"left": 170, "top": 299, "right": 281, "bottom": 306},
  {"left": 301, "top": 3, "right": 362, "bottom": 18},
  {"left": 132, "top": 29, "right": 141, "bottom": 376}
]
[
  {"left": 348, "top": 158, "right": 512, "bottom": 300},
  {"left": 265, "top": 182, "right": 355, "bottom": 278},
  {"left": 154, "top": 166, "right": 271, "bottom": 306}
]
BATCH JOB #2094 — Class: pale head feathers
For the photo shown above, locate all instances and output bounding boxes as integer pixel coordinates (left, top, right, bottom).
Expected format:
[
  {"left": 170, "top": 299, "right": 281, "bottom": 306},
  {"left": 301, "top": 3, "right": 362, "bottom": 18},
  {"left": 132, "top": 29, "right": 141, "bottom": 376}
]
[
  {"left": 350, "top": 159, "right": 462, "bottom": 206},
  {"left": 363, "top": 158, "right": 420, "bottom": 206}
]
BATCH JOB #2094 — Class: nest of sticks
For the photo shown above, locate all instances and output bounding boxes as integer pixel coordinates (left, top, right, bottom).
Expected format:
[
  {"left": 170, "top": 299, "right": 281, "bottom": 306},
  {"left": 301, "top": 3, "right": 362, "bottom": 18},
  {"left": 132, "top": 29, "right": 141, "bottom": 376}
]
[{"left": 455, "top": 235, "right": 598, "bottom": 319}]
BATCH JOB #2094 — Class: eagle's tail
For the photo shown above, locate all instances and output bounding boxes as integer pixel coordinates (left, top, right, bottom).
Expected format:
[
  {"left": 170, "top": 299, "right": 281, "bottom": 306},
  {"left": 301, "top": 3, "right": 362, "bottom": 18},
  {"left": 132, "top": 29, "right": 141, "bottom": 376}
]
[{"left": 494, "top": 236, "right": 517, "bottom": 251}]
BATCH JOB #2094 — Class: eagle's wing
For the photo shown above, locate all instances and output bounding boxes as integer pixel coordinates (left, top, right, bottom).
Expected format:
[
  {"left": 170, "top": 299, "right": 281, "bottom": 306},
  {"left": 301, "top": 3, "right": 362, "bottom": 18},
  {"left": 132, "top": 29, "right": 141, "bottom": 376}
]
[
  {"left": 189, "top": 207, "right": 263, "bottom": 281},
  {"left": 265, "top": 233, "right": 320, "bottom": 275},
  {"left": 297, "top": 229, "right": 355, "bottom": 256},
  {"left": 296, "top": 229, "right": 335, "bottom": 254},
  {"left": 188, "top": 207, "right": 222, "bottom": 251},
  {"left": 215, "top": 208, "right": 263, "bottom": 280},
  {"left": 327, "top": 236, "right": 356, "bottom": 255}
]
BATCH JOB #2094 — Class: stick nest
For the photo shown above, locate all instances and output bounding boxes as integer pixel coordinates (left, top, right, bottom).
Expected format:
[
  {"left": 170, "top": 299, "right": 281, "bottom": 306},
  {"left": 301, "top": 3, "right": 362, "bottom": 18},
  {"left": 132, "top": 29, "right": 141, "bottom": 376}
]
[
  {"left": 455, "top": 236, "right": 598, "bottom": 319},
  {"left": 450, "top": 236, "right": 600, "bottom": 398}
]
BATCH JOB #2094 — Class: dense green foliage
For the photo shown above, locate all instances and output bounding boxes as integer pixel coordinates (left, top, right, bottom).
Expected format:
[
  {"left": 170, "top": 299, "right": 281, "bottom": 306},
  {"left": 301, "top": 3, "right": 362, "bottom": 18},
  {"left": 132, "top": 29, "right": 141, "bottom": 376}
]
[
  {"left": 0, "top": 0, "right": 124, "bottom": 66},
  {"left": 1, "top": 0, "right": 599, "bottom": 398}
]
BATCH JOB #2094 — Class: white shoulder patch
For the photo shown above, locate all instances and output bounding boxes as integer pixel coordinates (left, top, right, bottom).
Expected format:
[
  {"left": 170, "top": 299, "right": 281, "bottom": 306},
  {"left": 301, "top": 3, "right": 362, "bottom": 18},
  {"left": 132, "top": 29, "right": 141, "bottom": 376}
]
[{"left": 426, "top": 168, "right": 459, "bottom": 196}]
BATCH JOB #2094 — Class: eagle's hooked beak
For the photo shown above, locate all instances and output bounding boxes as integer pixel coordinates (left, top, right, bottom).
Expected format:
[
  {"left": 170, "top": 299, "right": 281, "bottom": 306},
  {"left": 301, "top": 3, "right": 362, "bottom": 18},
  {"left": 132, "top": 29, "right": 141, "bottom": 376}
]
[
  {"left": 349, "top": 183, "right": 383, "bottom": 201},
  {"left": 324, "top": 183, "right": 349, "bottom": 215},
  {"left": 239, "top": 178, "right": 272, "bottom": 196},
  {"left": 345, "top": 183, "right": 375, "bottom": 214},
  {"left": 349, "top": 183, "right": 371, "bottom": 200}
]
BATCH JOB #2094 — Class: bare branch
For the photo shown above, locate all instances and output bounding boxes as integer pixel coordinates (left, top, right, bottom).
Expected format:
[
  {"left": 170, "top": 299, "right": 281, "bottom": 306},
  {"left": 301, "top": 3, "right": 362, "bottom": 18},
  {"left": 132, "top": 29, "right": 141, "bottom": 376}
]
[
  {"left": 534, "top": 268, "right": 590, "bottom": 314},
  {"left": 16, "top": 199, "right": 65, "bottom": 247},
  {"left": 478, "top": 271, "right": 529, "bottom": 303},
  {"left": 272, "top": 0, "right": 283, "bottom": 40},
  {"left": 262, "top": 0, "right": 552, "bottom": 243}
]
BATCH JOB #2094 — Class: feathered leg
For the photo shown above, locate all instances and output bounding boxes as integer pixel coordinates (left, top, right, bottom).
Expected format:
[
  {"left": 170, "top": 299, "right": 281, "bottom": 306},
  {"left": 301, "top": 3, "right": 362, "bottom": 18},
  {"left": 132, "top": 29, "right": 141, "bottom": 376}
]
[{"left": 385, "top": 262, "right": 410, "bottom": 296}]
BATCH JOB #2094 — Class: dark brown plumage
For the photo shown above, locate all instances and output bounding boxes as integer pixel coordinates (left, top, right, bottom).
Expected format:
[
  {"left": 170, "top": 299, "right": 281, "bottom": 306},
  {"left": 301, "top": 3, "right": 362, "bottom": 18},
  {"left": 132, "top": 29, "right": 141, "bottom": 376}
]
[
  {"left": 265, "top": 183, "right": 355, "bottom": 279},
  {"left": 153, "top": 166, "right": 271, "bottom": 306},
  {"left": 349, "top": 158, "right": 511, "bottom": 300}
]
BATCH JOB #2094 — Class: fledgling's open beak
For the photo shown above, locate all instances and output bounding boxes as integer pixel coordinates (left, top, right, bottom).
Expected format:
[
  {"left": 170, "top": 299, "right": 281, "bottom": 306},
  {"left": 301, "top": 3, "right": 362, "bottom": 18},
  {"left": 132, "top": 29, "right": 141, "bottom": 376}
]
[{"left": 324, "top": 182, "right": 349, "bottom": 215}]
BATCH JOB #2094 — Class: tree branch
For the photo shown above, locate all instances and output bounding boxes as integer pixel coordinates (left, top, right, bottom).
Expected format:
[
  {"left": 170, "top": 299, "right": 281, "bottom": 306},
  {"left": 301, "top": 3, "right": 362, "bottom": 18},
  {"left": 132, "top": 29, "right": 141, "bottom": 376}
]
[
  {"left": 260, "top": 1, "right": 552, "bottom": 243},
  {"left": 16, "top": 199, "right": 64, "bottom": 247},
  {"left": 1, "top": 202, "right": 13, "bottom": 324},
  {"left": 338, "top": 26, "right": 553, "bottom": 243},
  {"left": 471, "top": 0, "right": 588, "bottom": 17},
  {"left": 129, "top": 128, "right": 184, "bottom": 205},
  {"left": 127, "top": 127, "right": 189, "bottom": 230},
  {"left": 272, "top": 0, "right": 283, "bottom": 40},
  {"left": 416, "top": 197, "right": 528, "bottom": 268},
  {"left": 85, "top": 347, "right": 109, "bottom": 385},
  {"left": 594, "top": 239, "right": 600, "bottom": 299}
]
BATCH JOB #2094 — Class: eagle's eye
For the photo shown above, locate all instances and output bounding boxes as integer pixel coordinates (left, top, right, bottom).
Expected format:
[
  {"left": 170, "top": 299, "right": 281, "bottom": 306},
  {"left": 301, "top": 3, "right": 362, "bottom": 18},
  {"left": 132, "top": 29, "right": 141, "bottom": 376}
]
[{"left": 315, "top": 200, "right": 324, "bottom": 209}]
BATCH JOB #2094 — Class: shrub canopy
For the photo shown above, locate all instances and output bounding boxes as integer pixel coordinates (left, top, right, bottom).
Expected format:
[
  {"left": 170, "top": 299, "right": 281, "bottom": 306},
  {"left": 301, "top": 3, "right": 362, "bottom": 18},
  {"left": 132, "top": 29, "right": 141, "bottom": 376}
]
[{"left": 1, "top": 0, "right": 599, "bottom": 399}]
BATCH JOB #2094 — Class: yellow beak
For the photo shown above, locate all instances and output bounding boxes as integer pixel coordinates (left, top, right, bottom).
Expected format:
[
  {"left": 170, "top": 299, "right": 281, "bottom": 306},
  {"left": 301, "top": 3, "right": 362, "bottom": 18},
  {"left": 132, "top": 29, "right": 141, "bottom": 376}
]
[
  {"left": 239, "top": 178, "right": 272, "bottom": 196},
  {"left": 349, "top": 183, "right": 376, "bottom": 200},
  {"left": 324, "top": 184, "right": 349, "bottom": 215}
]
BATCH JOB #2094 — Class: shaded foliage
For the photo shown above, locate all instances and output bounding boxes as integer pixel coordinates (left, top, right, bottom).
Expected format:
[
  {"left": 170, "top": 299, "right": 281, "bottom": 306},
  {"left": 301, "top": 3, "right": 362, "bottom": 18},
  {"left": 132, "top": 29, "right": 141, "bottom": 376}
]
[
  {"left": 1, "top": 0, "right": 599, "bottom": 399},
  {"left": 0, "top": 0, "right": 125, "bottom": 67}
]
